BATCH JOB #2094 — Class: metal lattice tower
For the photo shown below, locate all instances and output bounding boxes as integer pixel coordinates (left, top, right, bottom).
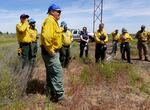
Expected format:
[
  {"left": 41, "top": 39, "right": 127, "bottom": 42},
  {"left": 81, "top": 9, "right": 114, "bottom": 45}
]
[{"left": 93, "top": 0, "right": 103, "bottom": 33}]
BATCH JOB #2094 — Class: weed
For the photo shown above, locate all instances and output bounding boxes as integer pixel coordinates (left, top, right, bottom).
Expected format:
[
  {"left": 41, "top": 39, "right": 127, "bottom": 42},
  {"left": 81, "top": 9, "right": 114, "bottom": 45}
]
[
  {"left": 0, "top": 69, "right": 11, "bottom": 100},
  {"left": 96, "top": 63, "right": 116, "bottom": 80},
  {"left": 44, "top": 97, "right": 56, "bottom": 110},
  {"left": 70, "top": 41, "right": 79, "bottom": 59},
  {"left": 6, "top": 100, "right": 26, "bottom": 110},
  {"left": 127, "top": 65, "right": 140, "bottom": 86},
  {"left": 80, "top": 67, "right": 90, "bottom": 85},
  {"left": 70, "top": 75, "right": 80, "bottom": 86},
  {"left": 140, "top": 83, "right": 150, "bottom": 95}
]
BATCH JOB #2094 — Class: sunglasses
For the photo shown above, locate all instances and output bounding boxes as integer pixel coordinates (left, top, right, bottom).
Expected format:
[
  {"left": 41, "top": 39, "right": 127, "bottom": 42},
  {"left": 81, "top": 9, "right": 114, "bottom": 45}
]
[{"left": 55, "top": 10, "right": 61, "bottom": 14}]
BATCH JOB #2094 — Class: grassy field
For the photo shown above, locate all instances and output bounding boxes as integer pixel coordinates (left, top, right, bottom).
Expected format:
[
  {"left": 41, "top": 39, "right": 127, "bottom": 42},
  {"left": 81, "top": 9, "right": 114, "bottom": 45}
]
[{"left": 0, "top": 35, "right": 150, "bottom": 110}]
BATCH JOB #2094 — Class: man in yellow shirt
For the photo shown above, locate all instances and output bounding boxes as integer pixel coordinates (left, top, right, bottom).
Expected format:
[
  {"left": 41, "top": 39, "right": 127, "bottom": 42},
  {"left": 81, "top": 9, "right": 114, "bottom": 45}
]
[
  {"left": 29, "top": 18, "right": 38, "bottom": 64},
  {"left": 59, "top": 21, "right": 73, "bottom": 68},
  {"left": 41, "top": 4, "right": 64, "bottom": 103},
  {"left": 94, "top": 23, "right": 108, "bottom": 63},
  {"left": 135, "top": 25, "right": 150, "bottom": 61},
  {"left": 16, "top": 14, "right": 32, "bottom": 68},
  {"left": 119, "top": 28, "right": 133, "bottom": 63},
  {"left": 111, "top": 29, "right": 120, "bottom": 54}
]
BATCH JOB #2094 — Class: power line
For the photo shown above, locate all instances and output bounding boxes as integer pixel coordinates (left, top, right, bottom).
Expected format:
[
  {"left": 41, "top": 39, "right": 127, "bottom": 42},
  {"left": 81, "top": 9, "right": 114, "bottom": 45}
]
[{"left": 93, "top": 0, "right": 103, "bottom": 33}]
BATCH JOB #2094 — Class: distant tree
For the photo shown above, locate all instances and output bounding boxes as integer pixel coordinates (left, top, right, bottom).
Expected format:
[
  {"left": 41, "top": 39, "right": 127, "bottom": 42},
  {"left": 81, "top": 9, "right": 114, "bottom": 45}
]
[
  {"left": 6, "top": 32, "right": 9, "bottom": 34},
  {"left": 0, "top": 31, "right": 3, "bottom": 35}
]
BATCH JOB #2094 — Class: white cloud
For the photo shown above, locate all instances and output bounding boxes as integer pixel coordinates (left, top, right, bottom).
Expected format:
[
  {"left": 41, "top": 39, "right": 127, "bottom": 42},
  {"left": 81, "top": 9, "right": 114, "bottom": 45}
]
[
  {"left": 102, "top": 0, "right": 150, "bottom": 33},
  {"left": 0, "top": 8, "right": 46, "bottom": 33},
  {"left": 104, "top": 0, "right": 150, "bottom": 18},
  {"left": 114, "top": 7, "right": 150, "bottom": 17},
  {"left": 60, "top": 4, "right": 93, "bottom": 32},
  {"left": 0, "top": 0, "right": 150, "bottom": 33},
  {"left": 63, "top": 8, "right": 92, "bottom": 14},
  {"left": 0, "top": 3, "right": 94, "bottom": 33}
]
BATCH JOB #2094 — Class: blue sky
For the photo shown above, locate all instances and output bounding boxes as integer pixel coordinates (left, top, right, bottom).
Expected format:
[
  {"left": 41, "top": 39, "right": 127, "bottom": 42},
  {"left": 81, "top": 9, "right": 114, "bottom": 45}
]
[{"left": 0, "top": 0, "right": 150, "bottom": 33}]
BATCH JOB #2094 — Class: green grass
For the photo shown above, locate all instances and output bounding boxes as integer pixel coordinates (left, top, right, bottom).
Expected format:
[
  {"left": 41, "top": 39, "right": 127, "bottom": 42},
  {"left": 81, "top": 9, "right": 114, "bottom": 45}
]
[
  {"left": 0, "top": 35, "right": 149, "bottom": 109},
  {"left": 0, "top": 36, "right": 56, "bottom": 110},
  {"left": 44, "top": 97, "right": 56, "bottom": 110},
  {"left": 70, "top": 41, "right": 80, "bottom": 58},
  {"left": 131, "top": 38, "right": 137, "bottom": 46},
  {"left": 96, "top": 63, "right": 116, "bottom": 80},
  {"left": 0, "top": 69, "right": 11, "bottom": 100},
  {"left": 140, "top": 83, "right": 150, "bottom": 95},
  {"left": 4, "top": 100, "right": 26, "bottom": 110},
  {"left": 77, "top": 60, "right": 141, "bottom": 87},
  {"left": 0, "top": 36, "right": 16, "bottom": 46},
  {"left": 0, "top": 36, "right": 23, "bottom": 109},
  {"left": 127, "top": 66, "right": 140, "bottom": 86},
  {"left": 0, "top": 65, "right": 20, "bottom": 102},
  {"left": 80, "top": 62, "right": 140, "bottom": 85},
  {"left": 80, "top": 67, "right": 90, "bottom": 85},
  {"left": 87, "top": 62, "right": 140, "bottom": 85},
  {"left": 95, "top": 62, "right": 124, "bottom": 80}
]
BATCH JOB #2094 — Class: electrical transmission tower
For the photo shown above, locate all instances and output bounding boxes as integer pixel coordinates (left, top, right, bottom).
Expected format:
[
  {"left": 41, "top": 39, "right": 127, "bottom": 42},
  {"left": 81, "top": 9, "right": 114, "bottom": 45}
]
[{"left": 93, "top": 0, "right": 103, "bottom": 33}]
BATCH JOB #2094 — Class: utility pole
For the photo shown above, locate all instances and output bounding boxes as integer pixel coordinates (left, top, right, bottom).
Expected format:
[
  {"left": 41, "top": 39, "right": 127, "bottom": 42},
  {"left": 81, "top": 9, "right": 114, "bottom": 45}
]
[{"left": 93, "top": 0, "right": 103, "bottom": 33}]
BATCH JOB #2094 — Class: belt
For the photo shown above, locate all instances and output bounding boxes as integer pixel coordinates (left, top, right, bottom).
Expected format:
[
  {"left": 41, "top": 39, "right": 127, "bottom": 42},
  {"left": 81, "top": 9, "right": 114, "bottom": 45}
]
[
  {"left": 32, "top": 41, "right": 37, "bottom": 43},
  {"left": 41, "top": 45, "right": 60, "bottom": 53},
  {"left": 113, "top": 40, "right": 118, "bottom": 42},
  {"left": 55, "top": 49, "right": 60, "bottom": 52},
  {"left": 121, "top": 42, "right": 129, "bottom": 44},
  {"left": 20, "top": 42, "right": 31, "bottom": 45},
  {"left": 63, "top": 45, "right": 70, "bottom": 48}
]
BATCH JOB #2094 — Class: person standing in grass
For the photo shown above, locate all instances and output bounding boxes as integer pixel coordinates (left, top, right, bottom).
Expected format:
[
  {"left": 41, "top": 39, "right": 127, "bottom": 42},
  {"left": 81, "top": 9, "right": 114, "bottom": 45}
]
[
  {"left": 59, "top": 21, "right": 73, "bottom": 68},
  {"left": 79, "top": 27, "right": 89, "bottom": 58},
  {"left": 16, "top": 14, "right": 32, "bottom": 69},
  {"left": 135, "top": 25, "right": 150, "bottom": 61},
  {"left": 28, "top": 18, "right": 38, "bottom": 65},
  {"left": 41, "top": 4, "right": 65, "bottom": 103},
  {"left": 119, "top": 28, "right": 133, "bottom": 64},
  {"left": 111, "top": 29, "right": 120, "bottom": 55},
  {"left": 94, "top": 23, "right": 108, "bottom": 63}
]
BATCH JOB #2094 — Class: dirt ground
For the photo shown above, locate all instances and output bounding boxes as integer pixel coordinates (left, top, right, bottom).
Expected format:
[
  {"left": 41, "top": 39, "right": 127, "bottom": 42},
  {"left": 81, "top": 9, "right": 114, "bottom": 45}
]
[{"left": 25, "top": 42, "right": 150, "bottom": 110}]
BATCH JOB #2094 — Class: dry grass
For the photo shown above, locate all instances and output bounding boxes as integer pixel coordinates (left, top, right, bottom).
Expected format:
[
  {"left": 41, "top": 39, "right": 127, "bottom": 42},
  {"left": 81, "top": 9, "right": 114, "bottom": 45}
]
[{"left": 1, "top": 38, "right": 150, "bottom": 110}]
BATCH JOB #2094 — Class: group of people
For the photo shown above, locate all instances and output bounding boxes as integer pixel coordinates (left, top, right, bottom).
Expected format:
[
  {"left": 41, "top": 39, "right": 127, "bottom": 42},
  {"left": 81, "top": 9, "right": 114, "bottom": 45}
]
[
  {"left": 16, "top": 14, "right": 38, "bottom": 69},
  {"left": 111, "top": 25, "right": 150, "bottom": 63},
  {"left": 80, "top": 24, "right": 150, "bottom": 64},
  {"left": 16, "top": 3, "right": 150, "bottom": 104},
  {"left": 16, "top": 4, "right": 73, "bottom": 104},
  {"left": 79, "top": 23, "right": 132, "bottom": 63}
]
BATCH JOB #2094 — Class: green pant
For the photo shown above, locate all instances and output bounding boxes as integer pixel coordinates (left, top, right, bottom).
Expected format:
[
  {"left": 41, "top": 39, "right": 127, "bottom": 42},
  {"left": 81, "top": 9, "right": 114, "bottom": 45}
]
[
  {"left": 30, "top": 42, "right": 38, "bottom": 63},
  {"left": 59, "top": 46, "right": 70, "bottom": 68},
  {"left": 42, "top": 50, "right": 64, "bottom": 101},
  {"left": 137, "top": 41, "right": 149, "bottom": 60},
  {"left": 20, "top": 43, "right": 31, "bottom": 68}
]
